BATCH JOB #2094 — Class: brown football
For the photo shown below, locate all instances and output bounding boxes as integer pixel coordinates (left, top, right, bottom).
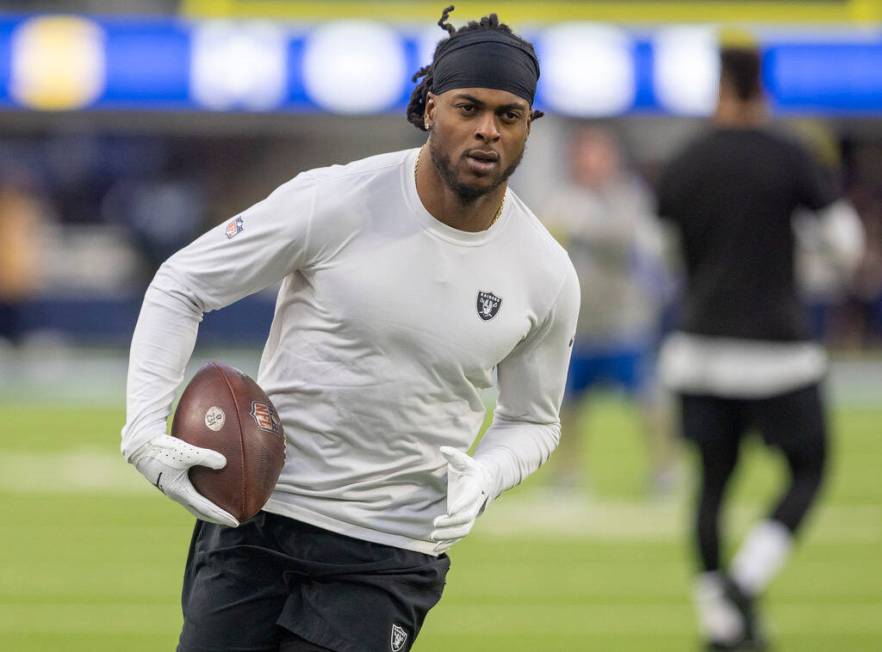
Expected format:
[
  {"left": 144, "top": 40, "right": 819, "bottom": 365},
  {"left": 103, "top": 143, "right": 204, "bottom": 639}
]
[{"left": 171, "top": 362, "right": 286, "bottom": 523}]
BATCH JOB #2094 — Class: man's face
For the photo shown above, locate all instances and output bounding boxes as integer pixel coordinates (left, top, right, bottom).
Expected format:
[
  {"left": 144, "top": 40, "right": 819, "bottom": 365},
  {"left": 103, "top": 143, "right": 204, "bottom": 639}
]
[
  {"left": 425, "top": 87, "right": 531, "bottom": 204},
  {"left": 571, "top": 128, "right": 621, "bottom": 189}
]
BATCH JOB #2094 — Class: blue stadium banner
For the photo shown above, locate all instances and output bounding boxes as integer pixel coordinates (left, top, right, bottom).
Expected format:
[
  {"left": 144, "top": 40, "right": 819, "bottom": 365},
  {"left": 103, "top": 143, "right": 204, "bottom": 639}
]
[{"left": 0, "top": 15, "right": 881, "bottom": 115}]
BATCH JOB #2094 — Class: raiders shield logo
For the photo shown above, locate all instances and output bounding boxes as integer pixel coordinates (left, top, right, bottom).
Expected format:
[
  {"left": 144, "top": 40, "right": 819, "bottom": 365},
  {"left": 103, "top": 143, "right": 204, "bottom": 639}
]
[
  {"left": 477, "top": 291, "right": 502, "bottom": 321},
  {"left": 390, "top": 624, "right": 408, "bottom": 651},
  {"left": 250, "top": 401, "right": 282, "bottom": 435}
]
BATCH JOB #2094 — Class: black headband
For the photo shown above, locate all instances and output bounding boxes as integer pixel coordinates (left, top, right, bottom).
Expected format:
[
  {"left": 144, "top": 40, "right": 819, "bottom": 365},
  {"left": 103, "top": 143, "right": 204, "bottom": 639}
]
[{"left": 431, "top": 30, "right": 540, "bottom": 105}]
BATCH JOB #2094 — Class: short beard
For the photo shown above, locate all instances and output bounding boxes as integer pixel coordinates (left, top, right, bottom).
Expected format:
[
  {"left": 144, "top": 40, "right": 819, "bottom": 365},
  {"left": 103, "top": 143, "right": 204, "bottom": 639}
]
[{"left": 428, "top": 136, "right": 524, "bottom": 206}]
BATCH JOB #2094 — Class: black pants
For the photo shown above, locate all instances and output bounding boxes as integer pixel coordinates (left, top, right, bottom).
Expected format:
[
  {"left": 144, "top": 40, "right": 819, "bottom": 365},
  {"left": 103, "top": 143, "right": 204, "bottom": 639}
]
[
  {"left": 680, "top": 383, "right": 828, "bottom": 573},
  {"left": 177, "top": 512, "right": 449, "bottom": 652}
]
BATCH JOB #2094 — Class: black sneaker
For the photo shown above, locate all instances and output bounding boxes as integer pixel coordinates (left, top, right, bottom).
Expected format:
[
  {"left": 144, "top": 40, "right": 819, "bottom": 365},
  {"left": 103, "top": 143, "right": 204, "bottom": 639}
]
[{"left": 703, "top": 576, "right": 769, "bottom": 651}]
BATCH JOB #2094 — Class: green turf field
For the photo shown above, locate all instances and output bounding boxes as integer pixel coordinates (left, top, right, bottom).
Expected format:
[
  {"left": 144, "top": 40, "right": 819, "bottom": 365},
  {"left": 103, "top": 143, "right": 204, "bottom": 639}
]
[{"left": 1, "top": 397, "right": 880, "bottom": 651}]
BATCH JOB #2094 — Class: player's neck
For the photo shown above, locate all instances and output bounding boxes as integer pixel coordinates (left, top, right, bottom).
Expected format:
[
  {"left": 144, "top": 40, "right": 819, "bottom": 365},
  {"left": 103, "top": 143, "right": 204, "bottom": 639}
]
[
  {"left": 714, "top": 98, "right": 767, "bottom": 128},
  {"left": 415, "top": 147, "right": 505, "bottom": 233}
]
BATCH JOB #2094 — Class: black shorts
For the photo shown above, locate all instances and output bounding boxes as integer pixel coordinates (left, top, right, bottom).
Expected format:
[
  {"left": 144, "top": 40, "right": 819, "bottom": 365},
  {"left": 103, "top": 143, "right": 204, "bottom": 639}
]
[
  {"left": 177, "top": 512, "right": 449, "bottom": 652},
  {"left": 679, "top": 382, "right": 827, "bottom": 457}
]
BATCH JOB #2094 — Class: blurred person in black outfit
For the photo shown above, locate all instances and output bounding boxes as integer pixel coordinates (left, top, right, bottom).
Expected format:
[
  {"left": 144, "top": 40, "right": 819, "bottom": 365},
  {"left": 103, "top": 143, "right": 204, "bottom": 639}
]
[{"left": 656, "top": 46, "right": 864, "bottom": 651}]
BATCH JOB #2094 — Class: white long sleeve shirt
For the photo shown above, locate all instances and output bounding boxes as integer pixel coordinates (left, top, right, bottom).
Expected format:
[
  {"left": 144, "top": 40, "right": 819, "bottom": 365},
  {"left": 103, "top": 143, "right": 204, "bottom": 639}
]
[{"left": 123, "top": 148, "right": 580, "bottom": 554}]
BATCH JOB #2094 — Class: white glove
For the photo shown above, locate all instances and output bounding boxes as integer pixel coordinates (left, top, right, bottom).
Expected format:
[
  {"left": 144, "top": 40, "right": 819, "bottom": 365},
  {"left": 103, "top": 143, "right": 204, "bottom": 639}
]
[
  {"left": 430, "top": 446, "right": 493, "bottom": 554},
  {"left": 130, "top": 434, "right": 239, "bottom": 528}
]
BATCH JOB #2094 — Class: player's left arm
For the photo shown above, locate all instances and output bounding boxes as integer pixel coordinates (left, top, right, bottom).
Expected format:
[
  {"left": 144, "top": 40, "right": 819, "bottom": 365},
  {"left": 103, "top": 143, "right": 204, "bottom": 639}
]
[
  {"left": 793, "top": 148, "right": 865, "bottom": 280},
  {"left": 475, "top": 263, "right": 580, "bottom": 497},
  {"left": 430, "top": 264, "right": 580, "bottom": 551},
  {"left": 812, "top": 201, "right": 865, "bottom": 280}
]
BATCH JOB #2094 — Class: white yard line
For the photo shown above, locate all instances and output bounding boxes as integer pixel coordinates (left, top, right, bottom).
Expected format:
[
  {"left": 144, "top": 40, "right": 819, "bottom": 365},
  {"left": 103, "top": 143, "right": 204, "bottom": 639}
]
[
  {"left": 480, "top": 496, "right": 882, "bottom": 544},
  {"left": 1, "top": 449, "right": 879, "bottom": 545},
  {"left": 0, "top": 449, "right": 148, "bottom": 494}
]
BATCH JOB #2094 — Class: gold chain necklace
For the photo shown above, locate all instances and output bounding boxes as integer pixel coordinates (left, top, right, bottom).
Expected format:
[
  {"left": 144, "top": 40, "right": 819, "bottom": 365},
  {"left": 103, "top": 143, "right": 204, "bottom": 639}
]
[{"left": 414, "top": 147, "right": 504, "bottom": 229}]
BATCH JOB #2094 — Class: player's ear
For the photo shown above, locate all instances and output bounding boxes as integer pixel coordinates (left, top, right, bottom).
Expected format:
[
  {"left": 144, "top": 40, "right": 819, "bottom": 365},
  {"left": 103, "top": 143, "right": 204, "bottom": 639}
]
[{"left": 424, "top": 92, "right": 438, "bottom": 130}]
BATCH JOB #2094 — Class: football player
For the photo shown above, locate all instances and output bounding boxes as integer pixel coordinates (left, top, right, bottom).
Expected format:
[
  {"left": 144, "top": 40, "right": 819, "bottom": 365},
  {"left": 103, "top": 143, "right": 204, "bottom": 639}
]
[
  {"left": 121, "top": 6, "right": 579, "bottom": 651},
  {"left": 656, "top": 45, "right": 864, "bottom": 651}
]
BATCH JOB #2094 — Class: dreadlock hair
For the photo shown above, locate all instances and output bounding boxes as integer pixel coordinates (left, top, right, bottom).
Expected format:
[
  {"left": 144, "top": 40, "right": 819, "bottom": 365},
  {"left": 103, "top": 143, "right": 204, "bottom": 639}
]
[{"left": 406, "top": 5, "right": 544, "bottom": 131}]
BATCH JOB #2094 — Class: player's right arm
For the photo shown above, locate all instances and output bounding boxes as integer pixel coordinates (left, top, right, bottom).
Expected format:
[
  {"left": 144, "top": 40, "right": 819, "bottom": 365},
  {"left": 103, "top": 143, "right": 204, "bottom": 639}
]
[{"left": 121, "top": 177, "right": 318, "bottom": 522}]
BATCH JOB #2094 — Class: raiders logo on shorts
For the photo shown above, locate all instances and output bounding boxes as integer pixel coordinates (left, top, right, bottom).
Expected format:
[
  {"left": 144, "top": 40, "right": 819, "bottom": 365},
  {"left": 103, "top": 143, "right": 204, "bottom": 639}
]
[
  {"left": 390, "top": 623, "right": 408, "bottom": 651},
  {"left": 477, "top": 290, "right": 502, "bottom": 321}
]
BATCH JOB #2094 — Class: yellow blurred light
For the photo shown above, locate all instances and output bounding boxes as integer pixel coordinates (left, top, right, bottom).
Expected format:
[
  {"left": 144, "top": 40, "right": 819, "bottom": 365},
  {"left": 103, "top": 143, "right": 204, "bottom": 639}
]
[
  {"left": 719, "top": 28, "right": 760, "bottom": 49},
  {"left": 182, "top": 0, "right": 874, "bottom": 25},
  {"left": 10, "top": 15, "right": 106, "bottom": 111}
]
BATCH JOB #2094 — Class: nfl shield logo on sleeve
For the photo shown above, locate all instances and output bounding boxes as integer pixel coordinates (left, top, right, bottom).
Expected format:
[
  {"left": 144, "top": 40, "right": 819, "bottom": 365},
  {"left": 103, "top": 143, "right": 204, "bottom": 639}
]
[
  {"left": 225, "top": 215, "right": 244, "bottom": 239},
  {"left": 390, "top": 624, "right": 408, "bottom": 651},
  {"left": 476, "top": 291, "right": 502, "bottom": 321}
]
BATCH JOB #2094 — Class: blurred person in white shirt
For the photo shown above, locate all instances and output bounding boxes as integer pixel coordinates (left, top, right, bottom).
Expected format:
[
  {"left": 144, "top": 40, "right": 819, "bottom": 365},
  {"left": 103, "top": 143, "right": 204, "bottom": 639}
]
[{"left": 542, "top": 125, "right": 677, "bottom": 496}]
